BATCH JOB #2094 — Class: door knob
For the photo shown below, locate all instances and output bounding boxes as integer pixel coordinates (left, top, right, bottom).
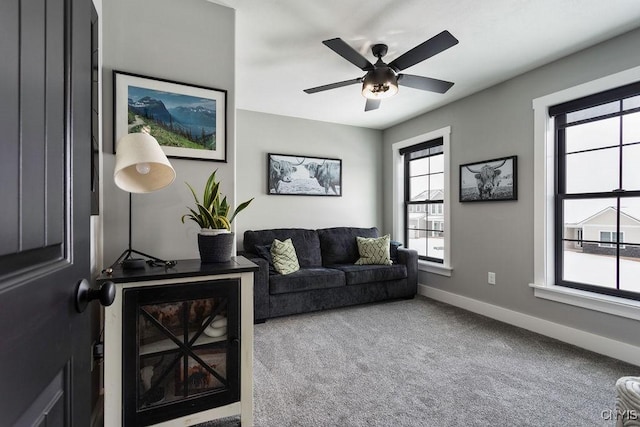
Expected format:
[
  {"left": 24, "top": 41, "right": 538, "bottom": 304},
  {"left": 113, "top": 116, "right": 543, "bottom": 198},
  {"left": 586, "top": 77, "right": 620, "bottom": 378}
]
[{"left": 75, "top": 279, "right": 115, "bottom": 313}]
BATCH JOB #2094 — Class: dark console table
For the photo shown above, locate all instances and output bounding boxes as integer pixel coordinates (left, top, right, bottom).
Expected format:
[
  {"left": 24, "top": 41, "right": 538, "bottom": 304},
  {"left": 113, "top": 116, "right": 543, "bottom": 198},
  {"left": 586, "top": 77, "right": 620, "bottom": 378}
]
[{"left": 97, "top": 257, "right": 258, "bottom": 427}]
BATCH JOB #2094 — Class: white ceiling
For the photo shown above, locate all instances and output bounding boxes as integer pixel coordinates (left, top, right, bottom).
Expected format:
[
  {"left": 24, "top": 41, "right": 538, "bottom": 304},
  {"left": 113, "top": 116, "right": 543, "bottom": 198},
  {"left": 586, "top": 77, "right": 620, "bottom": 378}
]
[{"left": 211, "top": 0, "right": 640, "bottom": 130}]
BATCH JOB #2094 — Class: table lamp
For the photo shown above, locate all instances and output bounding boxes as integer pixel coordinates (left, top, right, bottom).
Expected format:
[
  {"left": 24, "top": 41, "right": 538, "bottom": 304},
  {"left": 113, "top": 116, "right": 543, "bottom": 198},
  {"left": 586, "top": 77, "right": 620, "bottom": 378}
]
[{"left": 108, "top": 132, "right": 176, "bottom": 271}]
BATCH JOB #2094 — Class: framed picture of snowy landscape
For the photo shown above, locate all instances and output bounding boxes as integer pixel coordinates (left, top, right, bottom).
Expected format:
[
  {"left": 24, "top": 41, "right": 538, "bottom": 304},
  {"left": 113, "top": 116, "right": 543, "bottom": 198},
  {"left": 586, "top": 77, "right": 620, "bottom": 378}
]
[
  {"left": 268, "top": 153, "right": 342, "bottom": 196},
  {"left": 113, "top": 71, "right": 226, "bottom": 161}
]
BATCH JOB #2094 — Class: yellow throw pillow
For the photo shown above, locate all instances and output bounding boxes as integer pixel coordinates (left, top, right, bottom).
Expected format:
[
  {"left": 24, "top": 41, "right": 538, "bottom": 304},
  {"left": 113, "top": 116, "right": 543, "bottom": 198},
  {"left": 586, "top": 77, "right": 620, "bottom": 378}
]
[
  {"left": 270, "top": 238, "right": 300, "bottom": 275},
  {"left": 355, "top": 234, "right": 392, "bottom": 265}
]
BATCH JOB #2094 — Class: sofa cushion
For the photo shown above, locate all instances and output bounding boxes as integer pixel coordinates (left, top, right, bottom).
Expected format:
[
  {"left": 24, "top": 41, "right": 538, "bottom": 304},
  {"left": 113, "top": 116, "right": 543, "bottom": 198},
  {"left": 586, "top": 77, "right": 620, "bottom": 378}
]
[
  {"left": 317, "top": 227, "right": 379, "bottom": 266},
  {"left": 329, "top": 264, "right": 407, "bottom": 286},
  {"left": 271, "top": 238, "right": 300, "bottom": 275},
  {"left": 244, "top": 228, "right": 322, "bottom": 268},
  {"left": 269, "top": 268, "right": 346, "bottom": 294},
  {"left": 254, "top": 244, "right": 277, "bottom": 274},
  {"left": 355, "top": 235, "right": 392, "bottom": 265}
]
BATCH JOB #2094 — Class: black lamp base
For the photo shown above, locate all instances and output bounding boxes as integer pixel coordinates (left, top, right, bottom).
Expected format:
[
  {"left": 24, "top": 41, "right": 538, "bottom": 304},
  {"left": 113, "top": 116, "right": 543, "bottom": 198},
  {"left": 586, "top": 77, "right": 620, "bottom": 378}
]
[
  {"left": 105, "top": 248, "right": 175, "bottom": 274},
  {"left": 121, "top": 258, "right": 146, "bottom": 270},
  {"left": 103, "top": 193, "right": 176, "bottom": 274}
]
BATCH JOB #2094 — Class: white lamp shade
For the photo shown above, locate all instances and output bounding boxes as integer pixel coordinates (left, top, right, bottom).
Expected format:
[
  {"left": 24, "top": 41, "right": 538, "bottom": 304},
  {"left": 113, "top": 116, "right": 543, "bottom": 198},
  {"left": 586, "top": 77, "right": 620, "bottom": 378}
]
[{"left": 114, "top": 133, "right": 176, "bottom": 193}]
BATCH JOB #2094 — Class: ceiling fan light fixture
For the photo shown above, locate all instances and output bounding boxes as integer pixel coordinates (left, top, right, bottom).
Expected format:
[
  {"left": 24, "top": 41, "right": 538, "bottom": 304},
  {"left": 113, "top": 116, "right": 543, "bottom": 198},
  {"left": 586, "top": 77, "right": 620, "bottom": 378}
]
[{"left": 361, "top": 68, "right": 398, "bottom": 99}]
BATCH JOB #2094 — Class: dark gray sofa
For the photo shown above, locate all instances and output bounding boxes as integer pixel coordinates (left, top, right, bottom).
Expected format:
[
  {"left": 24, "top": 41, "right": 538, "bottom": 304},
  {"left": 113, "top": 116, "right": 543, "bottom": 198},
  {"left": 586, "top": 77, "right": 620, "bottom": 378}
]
[{"left": 241, "top": 227, "right": 418, "bottom": 322}]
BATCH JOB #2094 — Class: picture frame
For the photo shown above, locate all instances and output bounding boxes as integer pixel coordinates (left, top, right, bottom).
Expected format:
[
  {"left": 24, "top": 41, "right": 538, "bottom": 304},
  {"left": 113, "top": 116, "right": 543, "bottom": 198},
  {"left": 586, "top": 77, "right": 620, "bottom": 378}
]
[
  {"left": 459, "top": 155, "right": 517, "bottom": 202},
  {"left": 268, "top": 153, "right": 342, "bottom": 196},
  {"left": 113, "top": 70, "right": 226, "bottom": 162}
]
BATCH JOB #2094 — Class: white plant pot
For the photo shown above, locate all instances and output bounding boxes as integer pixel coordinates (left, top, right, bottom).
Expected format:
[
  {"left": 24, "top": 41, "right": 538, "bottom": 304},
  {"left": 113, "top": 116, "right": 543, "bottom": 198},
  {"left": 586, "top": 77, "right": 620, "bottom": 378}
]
[{"left": 199, "top": 228, "right": 231, "bottom": 236}]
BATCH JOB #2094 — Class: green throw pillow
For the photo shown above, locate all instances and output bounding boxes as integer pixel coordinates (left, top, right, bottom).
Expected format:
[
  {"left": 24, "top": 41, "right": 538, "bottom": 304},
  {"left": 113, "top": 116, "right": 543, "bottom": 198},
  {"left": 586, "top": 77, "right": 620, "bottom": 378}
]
[
  {"left": 355, "top": 234, "right": 392, "bottom": 265},
  {"left": 270, "top": 238, "right": 300, "bottom": 275}
]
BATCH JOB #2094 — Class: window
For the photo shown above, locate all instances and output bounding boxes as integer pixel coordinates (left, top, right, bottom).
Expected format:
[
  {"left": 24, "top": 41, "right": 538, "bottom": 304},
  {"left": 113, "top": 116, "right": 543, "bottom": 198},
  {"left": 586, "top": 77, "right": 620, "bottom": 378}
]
[
  {"left": 552, "top": 82, "right": 640, "bottom": 300},
  {"left": 393, "top": 126, "right": 451, "bottom": 276},
  {"left": 429, "top": 204, "right": 443, "bottom": 215},
  {"left": 532, "top": 66, "right": 640, "bottom": 320},
  {"left": 400, "top": 137, "right": 444, "bottom": 263},
  {"left": 599, "top": 231, "right": 624, "bottom": 248}
]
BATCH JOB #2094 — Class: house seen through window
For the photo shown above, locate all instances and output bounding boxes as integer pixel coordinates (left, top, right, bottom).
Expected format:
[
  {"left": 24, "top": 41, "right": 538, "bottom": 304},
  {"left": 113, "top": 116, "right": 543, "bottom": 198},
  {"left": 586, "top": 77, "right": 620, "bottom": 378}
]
[
  {"left": 401, "top": 137, "right": 444, "bottom": 263},
  {"left": 552, "top": 82, "right": 640, "bottom": 299}
]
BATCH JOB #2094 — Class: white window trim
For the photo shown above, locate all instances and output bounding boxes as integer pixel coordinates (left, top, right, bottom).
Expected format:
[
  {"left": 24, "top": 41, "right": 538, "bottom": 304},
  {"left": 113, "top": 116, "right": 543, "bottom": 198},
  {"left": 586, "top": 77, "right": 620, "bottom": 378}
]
[
  {"left": 392, "top": 126, "right": 452, "bottom": 277},
  {"left": 531, "top": 65, "right": 640, "bottom": 320}
]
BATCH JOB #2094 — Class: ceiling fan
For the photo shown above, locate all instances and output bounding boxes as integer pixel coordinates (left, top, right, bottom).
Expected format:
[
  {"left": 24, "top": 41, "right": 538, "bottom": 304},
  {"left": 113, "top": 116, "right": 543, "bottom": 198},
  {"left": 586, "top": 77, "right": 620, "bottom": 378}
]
[{"left": 303, "top": 30, "right": 459, "bottom": 112}]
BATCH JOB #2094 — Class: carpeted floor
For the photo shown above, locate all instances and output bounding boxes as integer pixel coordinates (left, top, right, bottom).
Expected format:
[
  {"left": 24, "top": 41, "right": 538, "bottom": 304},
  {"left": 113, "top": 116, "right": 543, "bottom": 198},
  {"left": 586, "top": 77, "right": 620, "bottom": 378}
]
[{"left": 200, "top": 296, "right": 638, "bottom": 427}]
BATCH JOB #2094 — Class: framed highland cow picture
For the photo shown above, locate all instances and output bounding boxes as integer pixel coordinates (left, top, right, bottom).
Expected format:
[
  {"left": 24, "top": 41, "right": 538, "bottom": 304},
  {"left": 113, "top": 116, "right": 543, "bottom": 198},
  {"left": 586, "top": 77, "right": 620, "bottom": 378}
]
[
  {"left": 113, "top": 70, "right": 227, "bottom": 161},
  {"left": 459, "top": 155, "right": 517, "bottom": 202},
  {"left": 268, "top": 153, "right": 342, "bottom": 196}
]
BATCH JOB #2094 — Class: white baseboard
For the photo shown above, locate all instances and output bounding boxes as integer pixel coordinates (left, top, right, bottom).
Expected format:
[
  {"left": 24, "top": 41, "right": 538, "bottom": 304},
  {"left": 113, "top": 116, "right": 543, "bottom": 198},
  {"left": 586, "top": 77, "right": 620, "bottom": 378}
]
[{"left": 418, "top": 284, "right": 640, "bottom": 366}]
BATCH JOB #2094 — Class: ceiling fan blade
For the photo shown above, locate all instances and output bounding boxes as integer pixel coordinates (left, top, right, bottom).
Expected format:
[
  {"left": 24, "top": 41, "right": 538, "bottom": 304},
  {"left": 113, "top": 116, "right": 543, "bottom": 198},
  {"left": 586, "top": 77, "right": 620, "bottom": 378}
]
[
  {"left": 323, "top": 38, "right": 375, "bottom": 71},
  {"left": 389, "top": 30, "right": 459, "bottom": 72},
  {"left": 303, "top": 77, "right": 362, "bottom": 94},
  {"left": 398, "top": 74, "right": 454, "bottom": 94},
  {"left": 364, "top": 98, "right": 381, "bottom": 112}
]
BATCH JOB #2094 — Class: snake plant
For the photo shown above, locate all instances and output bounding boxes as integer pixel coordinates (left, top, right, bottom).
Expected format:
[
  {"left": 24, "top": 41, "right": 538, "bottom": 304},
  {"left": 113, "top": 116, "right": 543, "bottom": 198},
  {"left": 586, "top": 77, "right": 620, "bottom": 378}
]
[{"left": 181, "top": 169, "right": 253, "bottom": 230}]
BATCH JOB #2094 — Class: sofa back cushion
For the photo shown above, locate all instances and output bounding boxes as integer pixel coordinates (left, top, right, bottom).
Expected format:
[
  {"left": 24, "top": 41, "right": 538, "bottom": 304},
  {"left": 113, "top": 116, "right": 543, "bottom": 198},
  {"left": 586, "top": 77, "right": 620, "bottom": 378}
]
[
  {"left": 317, "top": 227, "right": 379, "bottom": 266},
  {"left": 243, "top": 228, "right": 322, "bottom": 268}
]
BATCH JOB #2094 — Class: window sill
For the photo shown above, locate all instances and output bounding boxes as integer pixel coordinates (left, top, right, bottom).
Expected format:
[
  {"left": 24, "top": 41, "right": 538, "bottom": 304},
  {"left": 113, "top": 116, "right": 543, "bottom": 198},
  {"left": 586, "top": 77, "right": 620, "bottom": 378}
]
[
  {"left": 529, "top": 283, "right": 640, "bottom": 321},
  {"left": 418, "top": 260, "right": 452, "bottom": 277}
]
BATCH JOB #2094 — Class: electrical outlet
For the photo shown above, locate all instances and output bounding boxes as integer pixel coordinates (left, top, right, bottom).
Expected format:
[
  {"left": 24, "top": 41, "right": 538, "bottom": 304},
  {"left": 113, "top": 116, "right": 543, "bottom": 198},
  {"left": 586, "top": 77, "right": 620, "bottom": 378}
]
[{"left": 488, "top": 272, "right": 496, "bottom": 285}]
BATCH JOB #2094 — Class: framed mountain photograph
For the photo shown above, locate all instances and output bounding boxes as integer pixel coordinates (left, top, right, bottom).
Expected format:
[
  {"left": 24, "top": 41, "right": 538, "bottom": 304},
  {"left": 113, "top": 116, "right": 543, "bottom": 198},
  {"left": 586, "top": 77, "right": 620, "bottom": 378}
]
[{"left": 113, "top": 70, "right": 226, "bottom": 162}]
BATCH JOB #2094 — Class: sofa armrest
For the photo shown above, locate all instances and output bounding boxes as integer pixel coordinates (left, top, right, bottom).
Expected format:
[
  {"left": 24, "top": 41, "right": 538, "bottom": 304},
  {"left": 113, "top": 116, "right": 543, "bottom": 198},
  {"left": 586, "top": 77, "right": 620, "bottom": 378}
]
[
  {"left": 245, "top": 256, "right": 270, "bottom": 322},
  {"left": 397, "top": 247, "right": 418, "bottom": 294}
]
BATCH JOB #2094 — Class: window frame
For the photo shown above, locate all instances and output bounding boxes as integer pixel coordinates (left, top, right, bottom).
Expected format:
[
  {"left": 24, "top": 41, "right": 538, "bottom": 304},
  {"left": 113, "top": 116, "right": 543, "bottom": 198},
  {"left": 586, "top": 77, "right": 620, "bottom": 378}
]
[
  {"left": 402, "top": 137, "right": 444, "bottom": 264},
  {"left": 531, "top": 65, "right": 640, "bottom": 321},
  {"left": 552, "top": 82, "right": 640, "bottom": 300},
  {"left": 392, "top": 126, "right": 452, "bottom": 276}
]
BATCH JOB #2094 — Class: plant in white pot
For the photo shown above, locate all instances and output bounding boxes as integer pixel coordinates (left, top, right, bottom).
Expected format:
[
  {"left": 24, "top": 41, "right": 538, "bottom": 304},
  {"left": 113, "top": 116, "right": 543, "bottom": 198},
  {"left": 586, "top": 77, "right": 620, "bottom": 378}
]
[{"left": 181, "top": 169, "right": 253, "bottom": 263}]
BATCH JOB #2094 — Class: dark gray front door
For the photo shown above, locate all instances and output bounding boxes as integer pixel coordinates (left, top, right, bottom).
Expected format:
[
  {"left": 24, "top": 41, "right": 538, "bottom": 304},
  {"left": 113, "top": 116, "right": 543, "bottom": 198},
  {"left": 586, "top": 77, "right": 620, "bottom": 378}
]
[{"left": 0, "top": 0, "right": 92, "bottom": 425}]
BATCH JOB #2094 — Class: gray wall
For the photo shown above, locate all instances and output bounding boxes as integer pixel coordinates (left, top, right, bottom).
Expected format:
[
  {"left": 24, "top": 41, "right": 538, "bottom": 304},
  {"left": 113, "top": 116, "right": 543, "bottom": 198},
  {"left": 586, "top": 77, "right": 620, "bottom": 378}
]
[
  {"left": 236, "top": 109, "right": 383, "bottom": 250},
  {"left": 101, "top": 0, "right": 235, "bottom": 264},
  {"left": 382, "top": 28, "right": 640, "bottom": 345}
]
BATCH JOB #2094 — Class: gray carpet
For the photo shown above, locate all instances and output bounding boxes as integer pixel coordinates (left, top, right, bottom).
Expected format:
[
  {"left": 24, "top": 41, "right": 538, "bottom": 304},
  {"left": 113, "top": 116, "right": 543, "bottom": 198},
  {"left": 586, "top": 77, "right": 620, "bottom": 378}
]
[{"left": 201, "top": 296, "right": 638, "bottom": 427}]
